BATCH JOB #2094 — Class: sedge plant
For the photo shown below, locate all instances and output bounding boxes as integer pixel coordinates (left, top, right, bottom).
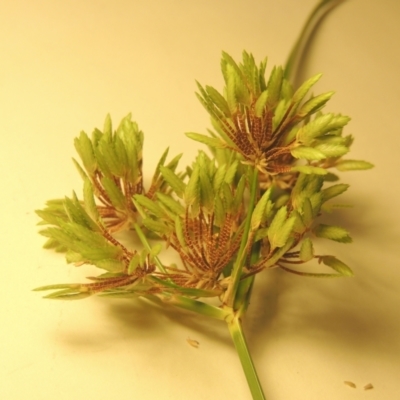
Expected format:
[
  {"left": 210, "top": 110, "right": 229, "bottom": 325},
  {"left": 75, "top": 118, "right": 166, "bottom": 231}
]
[{"left": 34, "top": 1, "right": 373, "bottom": 398}]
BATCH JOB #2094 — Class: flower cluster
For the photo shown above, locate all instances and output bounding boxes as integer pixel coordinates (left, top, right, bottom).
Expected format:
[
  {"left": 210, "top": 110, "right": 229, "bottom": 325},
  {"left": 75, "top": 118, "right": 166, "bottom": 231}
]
[{"left": 35, "top": 52, "right": 372, "bottom": 303}]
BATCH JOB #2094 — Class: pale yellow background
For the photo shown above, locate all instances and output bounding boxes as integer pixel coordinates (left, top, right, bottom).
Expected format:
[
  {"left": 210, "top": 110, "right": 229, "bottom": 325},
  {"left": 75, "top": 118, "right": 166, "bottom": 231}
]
[{"left": 1, "top": 1, "right": 399, "bottom": 399}]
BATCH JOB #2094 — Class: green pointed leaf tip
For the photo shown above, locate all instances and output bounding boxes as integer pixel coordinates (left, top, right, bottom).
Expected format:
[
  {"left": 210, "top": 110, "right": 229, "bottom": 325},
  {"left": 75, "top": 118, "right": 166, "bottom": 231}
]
[
  {"left": 298, "top": 113, "right": 350, "bottom": 144},
  {"left": 63, "top": 195, "right": 97, "bottom": 231},
  {"left": 205, "top": 85, "right": 231, "bottom": 116},
  {"left": 291, "top": 165, "right": 328, "bottom": 175},
  {"left": 101, "top": 176, "right": 126, "bottom": 209},
  {"left": 156, "top": 193, "right": 185, "bottom": 216},
  {"left": 251, "top": 189, "right": 271, "bottom": 231},
  {"left": 254, "top": 90, "right": 269, "bottom": 117},
  {"left": 185, "top": 132, "right": 226, "bottom": 149},
  {"left": 321, "top": 256, "right": 354, "bottom": 277},
  {"left": 74, "top": 132, "right": 96, "bottom": 174},
  {"left": 291, "top": 146, "right": 326, "bottom": 160},
  {"left": 321, "top": 183, "right": 349, "bottom": 202},
  {"left": 83, "top": 179, "right": 100, "bottom": 222},
  {"left": 184, "top": 165, "right": 200, "bottom": 206},
  {"left": 314, "top": 224, "right": 352, "bottom": 243},
  {"left": 267, "top": 206, "right": 296, "bottom": 249},
  {"left": 335, "top": 160, "right": 374, "bottom": 171},
  {"left": 44, "top": 290, "right": 92, "bottom": 300},
  {"left": 103, "top": 113, "right": 112, "bottom": 135},
  {"left": 314, "top": 142, "right": 349, "bottom": 158},
  {"left": 267, "top": 66, "right": 284, "bottom": 107},
  {"left": 299, "top": 237, "right": 314, "bottom": 262},
  {"left": 199, "top": 167, "right": 215, "bottom": 210},
  {"left": 142, "top": 218, "right": 169, "bottom": 235},
  {"left": 159, "top": 165, "right": 186, "bottom": 197},
  {"left": 134, "top": 194, "right": 164, "bottom": 218},
  {"left": 297, "top": 92, "right": 335, "bottom": 118},
  {"left": 291, "top": 73, "right": 322, "bottom": 105}
]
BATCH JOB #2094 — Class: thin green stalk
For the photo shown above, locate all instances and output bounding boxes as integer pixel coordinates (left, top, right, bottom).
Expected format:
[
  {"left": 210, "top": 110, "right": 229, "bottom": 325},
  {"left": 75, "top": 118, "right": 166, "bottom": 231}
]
[
  {"left": 133, "top": 222, "right": 167, "bottom": 274},
  {"left": 224, "top": 169, "right": 259, "bottom": 308},
  {"left": 284, "top": 0, "right": 345, "bottom": 82},
  {"left": 166, "top": 295, "right": 230, "bottom": 320},
  {"left": 234, "top": 241, "right": 260, "bottom": 316},
  {"left": 227, "top": 315, "right": 266, "bottom": 400}
]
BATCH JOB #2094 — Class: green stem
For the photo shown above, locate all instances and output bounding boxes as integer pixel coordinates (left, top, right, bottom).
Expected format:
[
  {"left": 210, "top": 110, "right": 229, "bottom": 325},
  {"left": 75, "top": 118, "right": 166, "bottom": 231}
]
[
  {"left": 223, "top": 169, "right": 259, "bottom": 307},
  {"left": 166, "top": 295, "right": 230, "bottom": 320},
  {"left": 284, "top": 0, "right": 345, "bottom": 83},
  {"left": 227, "top": 315, "right": 266, "bottom": 400},
  {"left": 133, "top": 222, "right": 167, "bottom": 274},
  {"left": 234, "top": 241, "right": 260, "bottom": 316}
]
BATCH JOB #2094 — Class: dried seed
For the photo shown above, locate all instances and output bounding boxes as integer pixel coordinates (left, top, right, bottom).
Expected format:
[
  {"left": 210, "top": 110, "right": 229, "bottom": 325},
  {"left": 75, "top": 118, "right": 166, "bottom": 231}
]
[
  {"left": 364, "top": 383, "right": 374, "bottom": 391},
  {"left": 187, "top": 337, "right": 199, "bottom": 348},
  {"left": 344, "top": 381, "right": 356, "bottom": 388}
]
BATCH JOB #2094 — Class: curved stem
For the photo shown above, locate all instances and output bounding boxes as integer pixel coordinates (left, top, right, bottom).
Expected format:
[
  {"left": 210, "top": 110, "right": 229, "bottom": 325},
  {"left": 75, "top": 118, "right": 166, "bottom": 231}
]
[
  {"left": 227, "top": 315, "right": 266, "bottom": 400},
  {"left": 284, "top": 0, "right": 345, "bottom": 83}
]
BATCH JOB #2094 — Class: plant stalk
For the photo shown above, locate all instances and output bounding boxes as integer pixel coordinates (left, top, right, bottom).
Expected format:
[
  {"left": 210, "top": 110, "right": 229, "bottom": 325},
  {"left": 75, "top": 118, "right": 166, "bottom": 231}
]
[
  {"left": 284, "top": 0, "right": 345, "bottom": 83},
  {"left": 223, "top": 169, "right": 259, "bottom": 307},
  {"left": 227, "top": 314, "right": 266, "bottom": 400}
]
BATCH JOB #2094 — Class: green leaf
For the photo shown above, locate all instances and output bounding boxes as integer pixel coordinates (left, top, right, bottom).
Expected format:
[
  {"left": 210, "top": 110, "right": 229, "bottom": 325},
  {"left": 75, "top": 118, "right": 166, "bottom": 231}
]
[
  {"left": 268, "top": 206, "right": 295, "bottom": 249},
  {"left": 313, "top": 224, "right": 352, "bottom": 243},
  {"left": 298, "top": 113, "right": 351, "bottom": 144},
  {"left": 74, "top": 131, "right": 96, "bottom": 174},
  {"left": 185, "top": 132, "right": 226, "bottom": 149},
  {"left": 301, "top": 198, "right": 314, "bottom": 228},
  {"left": 212, "top": 164, "right": 227, "bottom": 193},
  {"left": 63, "top": 196, "right": 97, "bottom": 231},
  {"left": 321, "top": 183, "right": 349, "bottom": 202},
  {"left": 335, "top": 160, "right": 374, "bottom": 171},
  {"left": 72, "top": 158, "right": 89, "bottom": 181},
  {"left": 205, "top": 85, "right": 231, "bottom": 116},
  {"left": 251, "top": 189, "right": 271, "bottom": 231},
  {"left": 83, "top": 179, "right": 100, "bottom": 222},
  {"left": 184, "top": 165, "right": 200, "bottom": 206},
  {"left": 159, "top": 165, "right": 186, "bottom": 197},
  {"left": 254, "top": 90, "right": 269, "bottom": 117},
  {"left": 102, "top": 113, "right": 112, "bottom": 134},
  {"left": 174, "top": 216, "right": 186, "bottom": 248},
  {"left": 291, "top": 73, "right": 322, "bottom": 106},
  {"left": 266, "top": 66, "right": 283, "bottom": 108},
  {"left": 297, "top": 92, "right": 334, "bottom": 118},
  {"left": 314, "top": 142, "right": 349, "bottom": 158},
  {"left": 225, "top": 64, "right": 238, "bottom": 112},
  {"left": 149, "top": 243, "right": 163, "bottom": 259},
  {"left": 254, "top": 227, "right": 269, "bottom": 242},
  {"left": 214, "top": 195, "right": 225, "bottom": 227},
  {"left": 299, "top": 238, "right": 314, "bottom": 262},
  {"left": 224, "top": 160, "right": 238, "bottom": 185},
  {"left": 127, "top": 253, "right": 140, "bottom": 274},
  {"left": 156, "top": 193, "right": 185, "bottom": 216},
  {"left": 95, "top": 259, "right": 125, "bottom": 273},
  {"left": 291, "top": 146, "right": 326, "bottom": 160},
  {"left": 199, "top": 167, "right": 214, "bottom": 210},
  {"left": 101, "top": 176, "right": 126, "bottom": 209},
  {"left": 291, "top": 165, "right": 328, "bottom": 175},
  {"left": 232, "top": 175, "right": 246, "bottom": 214},
  {"left": 320, "top": 256, "right": 354, "bottom": 277},
  {"left": 263, "top": 238, "right": 295, "bottom": 268},
  {"left": 290, "top": 210, "right": 306, "bottom": 234},
  {"left": 34, "top": 283, "right": 80, "bottom": 291},
  {"left": 44, "top": 289, "right": 92, "bottom": 300},
  {"left": 142, "top": 218, "right": 169, "bottom": 235},
  {"left": 134, "top": 194, "right": 164, "bottom": 218},
  {"left": 279, "top": 265, "right": 342, "bottom": 278}
]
